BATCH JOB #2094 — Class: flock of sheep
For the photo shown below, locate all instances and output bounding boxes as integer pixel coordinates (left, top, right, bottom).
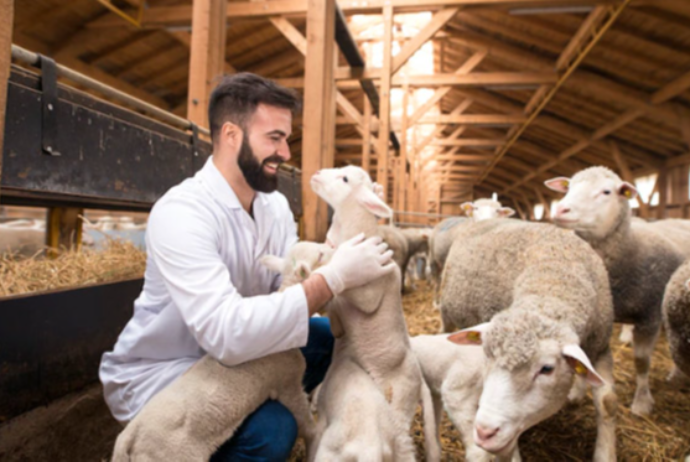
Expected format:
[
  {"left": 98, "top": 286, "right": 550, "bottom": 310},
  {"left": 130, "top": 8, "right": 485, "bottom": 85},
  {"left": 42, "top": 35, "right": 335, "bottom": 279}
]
[{"left": 110, "top": 165, "right": 690, "bottom": 461}]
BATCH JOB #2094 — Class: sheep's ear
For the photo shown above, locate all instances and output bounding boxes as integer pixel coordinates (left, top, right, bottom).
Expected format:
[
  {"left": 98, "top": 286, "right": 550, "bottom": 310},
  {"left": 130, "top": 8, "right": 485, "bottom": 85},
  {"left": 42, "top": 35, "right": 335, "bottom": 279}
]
[
  {"left": 448, "top": 322, "right": 492, "bottom": 345},
  {"left": 618, "top": 182, "right": 638, "bottom": 200},
  {"left": 460, "top": 202, "right": 474, "bottom": 217},
  {"left": 259, "top": 255, "right": 285, "bottom": 273},
  {"left": 562, "top": 344, "right": 606, "bottom": 387},
  {"left": 354, "top": 186, "right": 392, "bottom": 218},
  {"left": 294, "top": 261, "right": 311, "bottom": 281},
  {"left": 544, "top": 177, "right": 570, "bottom": 193},
  {"left": 498, "top": 207, "right": 515, "bottom": 218}
]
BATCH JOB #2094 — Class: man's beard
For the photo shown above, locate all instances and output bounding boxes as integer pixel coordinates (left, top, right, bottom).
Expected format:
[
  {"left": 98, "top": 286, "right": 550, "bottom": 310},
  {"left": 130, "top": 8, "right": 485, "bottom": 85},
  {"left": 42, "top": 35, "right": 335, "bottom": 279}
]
[{"left": 237, "top": 136, "right": 282, "bottom": 193}]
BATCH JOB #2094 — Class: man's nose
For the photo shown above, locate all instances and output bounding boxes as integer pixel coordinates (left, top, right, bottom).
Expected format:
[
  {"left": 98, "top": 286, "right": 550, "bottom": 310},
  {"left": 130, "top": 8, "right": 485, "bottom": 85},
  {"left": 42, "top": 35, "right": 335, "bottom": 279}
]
[{"left": 277, "top": 140, "right": 291, "bottom": 161}]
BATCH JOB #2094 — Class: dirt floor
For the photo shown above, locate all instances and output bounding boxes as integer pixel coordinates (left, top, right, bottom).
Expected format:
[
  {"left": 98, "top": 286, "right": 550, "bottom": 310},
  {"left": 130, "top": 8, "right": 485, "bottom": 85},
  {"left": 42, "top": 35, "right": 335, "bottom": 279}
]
[{"left": 1, "top": 281, "right": 688, "bottom": 461}]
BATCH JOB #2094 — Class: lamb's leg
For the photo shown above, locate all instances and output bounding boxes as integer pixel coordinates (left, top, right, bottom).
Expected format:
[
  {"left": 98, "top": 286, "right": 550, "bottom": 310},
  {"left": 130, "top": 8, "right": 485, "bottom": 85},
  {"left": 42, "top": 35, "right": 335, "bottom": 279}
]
[
  {"left": 631, "top": 324, "right": 659, "bottom": 416},
  {"left": 591, "top": 349, "right": 617, "bottom": 462},
  {"left": 667, "top": 365, "right": 690, "bottom": 388},
  {"left": 618, "top": 324, "right": 633, "bottom": 345},
  {"left": 568, "top": 374, "right": 587, "bottom": 403},
  {"left": 420, "top": 381, "right": 441, "bottom": 462},
  {"left": 444, "top": 391, "right": 492, "bottom": 462}
]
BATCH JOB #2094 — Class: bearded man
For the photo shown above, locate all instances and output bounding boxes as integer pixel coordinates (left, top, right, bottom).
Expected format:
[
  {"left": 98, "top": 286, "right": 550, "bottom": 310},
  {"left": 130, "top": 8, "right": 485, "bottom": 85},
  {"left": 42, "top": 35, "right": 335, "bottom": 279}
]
[{"left": 99, "top": 73, "right": 393, "bottom": 461}]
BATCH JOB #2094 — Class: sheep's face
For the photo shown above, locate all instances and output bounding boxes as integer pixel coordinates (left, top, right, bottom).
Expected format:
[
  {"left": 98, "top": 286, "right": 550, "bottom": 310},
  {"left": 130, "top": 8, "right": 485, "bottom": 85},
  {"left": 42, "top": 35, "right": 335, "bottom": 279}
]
[
  {"left": 310, "top": 166, "right": 392, "bottom": 218},
  {"left": 461, "top": 199, "right": 515, "bottom": 221},
  {"left": 545, "top": 167, "right": 637, "bottom": 240},
  {"left": 260, "top": 242, "right": 333, "bottom": 288},
  {"left": 449, "top": 321, "right": 605, "bottom": 458}
]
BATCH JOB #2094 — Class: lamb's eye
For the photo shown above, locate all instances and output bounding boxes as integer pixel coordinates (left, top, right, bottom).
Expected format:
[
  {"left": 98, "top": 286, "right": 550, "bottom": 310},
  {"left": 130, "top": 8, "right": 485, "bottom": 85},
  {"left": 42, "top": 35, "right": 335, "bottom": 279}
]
[
  {"left": 539, "top": 365, "right": 555, "bottom": 375},
  {"left": 603, "top": 190, "right": 611, "bottom": 195},
  {"left": 343, "top": 176, "right": 349, "bottom": 183}
]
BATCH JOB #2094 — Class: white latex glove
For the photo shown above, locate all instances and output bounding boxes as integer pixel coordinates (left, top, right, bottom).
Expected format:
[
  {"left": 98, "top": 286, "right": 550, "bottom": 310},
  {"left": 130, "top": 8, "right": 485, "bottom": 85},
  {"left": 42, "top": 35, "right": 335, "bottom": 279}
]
[{"left": 315, "top": 233, "right": 395, "bottom": 295}]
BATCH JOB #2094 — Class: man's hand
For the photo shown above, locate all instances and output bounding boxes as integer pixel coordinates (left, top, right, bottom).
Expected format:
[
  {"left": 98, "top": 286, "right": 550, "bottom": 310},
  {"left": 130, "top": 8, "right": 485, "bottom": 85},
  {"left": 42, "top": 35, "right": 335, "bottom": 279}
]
[{"left": 314, "top": 233, "right": 395, "bottom": 295}]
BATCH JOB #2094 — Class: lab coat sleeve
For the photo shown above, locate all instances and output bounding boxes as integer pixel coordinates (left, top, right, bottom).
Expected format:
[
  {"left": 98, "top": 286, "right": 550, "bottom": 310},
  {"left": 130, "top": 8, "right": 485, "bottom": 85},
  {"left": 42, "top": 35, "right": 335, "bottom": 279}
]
[
  {"left": 146, "top": 194, "right": 310, "bottom": 366},
  {"left": 271, "top": 196, "right": 300, "bottom": 291}
]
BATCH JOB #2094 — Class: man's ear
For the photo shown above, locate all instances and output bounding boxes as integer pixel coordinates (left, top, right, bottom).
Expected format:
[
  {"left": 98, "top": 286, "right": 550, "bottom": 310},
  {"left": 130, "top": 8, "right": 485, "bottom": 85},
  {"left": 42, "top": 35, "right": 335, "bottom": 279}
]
[
  {"left": 259, "top": 255, "right": 285, "bottom": 273},
  {"left": 448, "top": 322, "right": 492, "bottom": 345},
  {"left": 353, "top": 186, "right": 392, "bottom": 218},
  {"left": 562, "top": 344, "right": 606, "bottom": 387}
]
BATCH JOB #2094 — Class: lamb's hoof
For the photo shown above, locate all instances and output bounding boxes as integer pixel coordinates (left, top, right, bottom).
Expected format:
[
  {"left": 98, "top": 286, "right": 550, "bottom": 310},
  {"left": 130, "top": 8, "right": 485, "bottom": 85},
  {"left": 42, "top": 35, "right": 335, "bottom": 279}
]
[
  {"left": 631, "top": 391, "right": 654, "bottom": 416},
  {"left": 618, "top": 324, "right": 633, "bottom": 345}
]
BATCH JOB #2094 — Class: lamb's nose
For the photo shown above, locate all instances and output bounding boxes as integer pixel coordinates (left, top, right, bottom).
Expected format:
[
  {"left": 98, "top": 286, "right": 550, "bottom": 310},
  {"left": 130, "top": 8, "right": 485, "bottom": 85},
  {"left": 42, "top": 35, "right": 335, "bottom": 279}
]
[
  {"left": 555, "top": 204, "right": 571, "bottom": 217},
  {"left": 475, "top": 424, "right": 499, "bottom": 443}
]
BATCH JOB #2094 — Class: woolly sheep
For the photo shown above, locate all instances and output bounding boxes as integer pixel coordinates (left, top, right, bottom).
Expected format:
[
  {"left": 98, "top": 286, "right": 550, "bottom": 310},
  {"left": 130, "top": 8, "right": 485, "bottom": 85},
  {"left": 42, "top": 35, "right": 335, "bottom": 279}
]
[
  {"left": 546, "top": 166, "right": 690, "bottom": 415},
  {"left": 311, "top": 165, "right": 440, "bottom": 461},
  {"left": 110, "top": 242, "right": 323, "bottom": 461},
  {"left": 439, "top": 219, "right": 617, "bottom": 461},
  {"left": 662, "top": 260, "right": 690, "bottom": 387},
  {"left": 411, "top": 334, "right": 522, "bottom": 462},
  {"left": 378, "top": 226, "right": 430, "bottom": 292},
  {"left": 460, "top": 198, "right": 515, "bottom": 221}
]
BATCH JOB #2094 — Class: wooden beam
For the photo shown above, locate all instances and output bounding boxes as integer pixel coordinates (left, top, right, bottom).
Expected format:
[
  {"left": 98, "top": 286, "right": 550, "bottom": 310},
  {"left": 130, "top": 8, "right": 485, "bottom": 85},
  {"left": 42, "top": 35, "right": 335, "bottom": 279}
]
[
  {"left": 133, "top": 1, "right": 617, "bottom": 25},
  {"left": 391, "top": 8, "right": 458, "bottom": 75},
  {"left": 0, "top": 0, "right": 12, "bottom": 201},
  {"left": 678, "top": 107, "right": 690, "bottom": 150},
  {"left": 362, "top": 96, "right": 372, "bottom": 174},
  {"left": 417, "top": 114, "right": 525, "bottom": 125},
  {"left": 431, "top": 138, "right": 505, "bottom": 147},
  {"left": 301, "top": 0, "right": 337, "bottom": 241},
  {"left": 408, "top": 50, "right": 486, "bottom": 126},
  {"left": 275, "top": 71, "right": 557, "bottom": 89},
  {"left": 186, "top": 0, "right": 228, "bottom": 128},
  {"left": 376, "top": 4, "right": 394, "bottom": 196}
]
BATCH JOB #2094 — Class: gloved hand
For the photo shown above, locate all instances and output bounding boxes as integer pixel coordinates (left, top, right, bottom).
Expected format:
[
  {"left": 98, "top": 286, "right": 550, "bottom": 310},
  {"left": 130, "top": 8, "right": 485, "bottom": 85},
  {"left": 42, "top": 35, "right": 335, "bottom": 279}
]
[{"left": 314, "top": 233, "right": 396, "bottom": 295}]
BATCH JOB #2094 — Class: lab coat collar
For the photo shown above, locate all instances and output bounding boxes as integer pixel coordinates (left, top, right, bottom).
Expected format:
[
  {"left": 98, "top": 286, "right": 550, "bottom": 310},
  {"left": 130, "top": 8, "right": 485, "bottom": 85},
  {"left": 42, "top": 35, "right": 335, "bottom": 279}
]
[{"left": 198, "top": 156, "right": 242, "bottom": 210}]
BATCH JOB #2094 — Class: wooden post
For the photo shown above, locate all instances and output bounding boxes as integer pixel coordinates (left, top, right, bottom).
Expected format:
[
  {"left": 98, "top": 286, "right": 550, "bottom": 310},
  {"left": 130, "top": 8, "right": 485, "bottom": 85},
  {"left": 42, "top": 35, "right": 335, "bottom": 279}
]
[
  {"left": 0, "top": 0, "right": 13, "bottom": 198},
  {"left": 362, "top": 95, "right": 372, "bottom": 177},
  {"left": 376, "top": 4, "right": 393, "bottom": 199},
  {"left": 658, "top": 167, "right": 667, "bottom": 219},
  {"left": 396, "top": 84, "right": 410, "bottom": 217},
  {"left": 46, "top": 207, "right": 84, "bottom": 256},
  {"left": 534, "top": 187, "right": 550, "bottom": 220},
  {"left": 610, "top": 141, "right": 649, "bottom": 218},
  {"left": 301, "top": 0, "right": 336, "bottom": 241},
  {"left": 187, "top": 0, "right": 228, "bottom": 128}
]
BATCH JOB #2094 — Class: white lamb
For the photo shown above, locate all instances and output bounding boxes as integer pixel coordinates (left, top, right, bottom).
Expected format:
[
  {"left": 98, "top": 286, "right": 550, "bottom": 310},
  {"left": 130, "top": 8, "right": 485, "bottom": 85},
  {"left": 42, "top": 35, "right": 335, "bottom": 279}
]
[
  {"left": 411, "top": 334, "right": 522, "bottom": 462},
  {"left": 110, "top": 242, "right": 323, "bottom": 461},
  {"left": 311, "top": 166, "right": 441, "bottom": 461}
]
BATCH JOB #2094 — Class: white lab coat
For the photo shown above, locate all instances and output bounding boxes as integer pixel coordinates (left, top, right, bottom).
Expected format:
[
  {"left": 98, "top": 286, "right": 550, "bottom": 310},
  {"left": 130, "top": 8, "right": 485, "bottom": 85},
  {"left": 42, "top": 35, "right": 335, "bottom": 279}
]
[{"left": 99, "top": 157, "right": 309, "bottom": 424}]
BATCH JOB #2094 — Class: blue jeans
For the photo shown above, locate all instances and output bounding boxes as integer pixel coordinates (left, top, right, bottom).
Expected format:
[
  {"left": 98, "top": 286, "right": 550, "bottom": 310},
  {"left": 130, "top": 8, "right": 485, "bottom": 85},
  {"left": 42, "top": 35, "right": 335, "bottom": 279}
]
[{"left": 210, "top": 317, "right": 334, "bottom": 462}]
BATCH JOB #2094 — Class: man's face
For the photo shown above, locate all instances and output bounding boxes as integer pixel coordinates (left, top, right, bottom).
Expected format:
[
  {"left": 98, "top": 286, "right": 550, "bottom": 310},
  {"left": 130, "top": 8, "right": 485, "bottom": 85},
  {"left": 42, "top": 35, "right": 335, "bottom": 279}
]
[{"left": 238, "top": 104, "right": 292, "bottom": 193}]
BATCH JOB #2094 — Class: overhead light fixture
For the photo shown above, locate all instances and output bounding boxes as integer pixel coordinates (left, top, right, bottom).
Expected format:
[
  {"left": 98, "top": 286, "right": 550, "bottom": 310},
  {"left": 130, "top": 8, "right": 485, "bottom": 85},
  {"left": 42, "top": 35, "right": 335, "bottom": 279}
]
[{"left": 509, "top": 6, "right": 594, "bottom": 15}]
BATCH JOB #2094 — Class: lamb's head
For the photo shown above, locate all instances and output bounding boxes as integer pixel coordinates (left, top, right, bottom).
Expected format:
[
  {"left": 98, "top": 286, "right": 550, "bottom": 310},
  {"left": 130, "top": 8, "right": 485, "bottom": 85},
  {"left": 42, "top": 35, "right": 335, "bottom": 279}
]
[
  {"left": 310, "top": 166, "right": 392, "bottom": 218},
  {"left": 545, "top": 166, "right": 638, "bottom": 240},
  {"left": 261, "top": 241, "right": 334, "bottom": 289},
  {"left": 449, "top": 311, "right": 605, "bottom": 458},
  {"left": 460, "top": 198, "right": 514, "bottom": 221}
]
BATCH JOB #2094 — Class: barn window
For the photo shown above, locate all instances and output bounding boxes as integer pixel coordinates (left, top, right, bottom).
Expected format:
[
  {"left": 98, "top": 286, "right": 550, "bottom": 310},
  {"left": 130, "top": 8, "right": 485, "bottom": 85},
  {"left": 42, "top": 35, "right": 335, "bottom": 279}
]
[{"left": 632, "top": 173, "right": 659, "bottom": 209}]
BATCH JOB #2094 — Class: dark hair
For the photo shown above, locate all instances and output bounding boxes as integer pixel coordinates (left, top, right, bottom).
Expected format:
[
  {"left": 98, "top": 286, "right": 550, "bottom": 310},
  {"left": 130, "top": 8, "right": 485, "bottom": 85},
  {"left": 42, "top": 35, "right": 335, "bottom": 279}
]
[{"left": 208, "top": 73, "right": 301, "bottom": 144}]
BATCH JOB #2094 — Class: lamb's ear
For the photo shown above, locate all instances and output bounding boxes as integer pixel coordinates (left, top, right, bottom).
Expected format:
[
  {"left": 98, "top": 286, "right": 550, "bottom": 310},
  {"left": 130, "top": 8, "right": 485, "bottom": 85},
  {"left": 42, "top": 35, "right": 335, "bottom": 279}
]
[
  {"left": 460, "top": 202, "right": 475, "bottom": 217},
  {"left": 544, "top": 177, "right": 570, "bottom": 193},
  {"left": 353, "top": 186, "right": 392, "bottom": 218},
  {"left": 618, "top": 182, "right": 638, "bottom": 200},
  {"left": 498, "top": 207, "right": 515, "bottom": 218},
  {"left": 259, "top": 255, "right": 285, "bottom": 273},
  {"left": 294, "top": 261, "right": 311, "bottom": 281},
  {"left": 562, "top": 344, "right": 606, "bottom": 387},
  {"left": 447, "top": 322, "right": 492, "bottom": 345}
]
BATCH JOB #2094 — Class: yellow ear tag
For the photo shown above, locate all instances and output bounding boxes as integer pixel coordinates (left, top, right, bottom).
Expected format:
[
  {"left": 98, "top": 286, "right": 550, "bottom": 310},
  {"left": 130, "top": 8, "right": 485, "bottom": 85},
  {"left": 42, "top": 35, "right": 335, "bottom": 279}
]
[
  {"left": 467, "top": 331, "right": 481, "bottom": 343},
  {"left": 574, "top": 361, "right": 588, "bottom": 376},
  {"left": 561, "top": 180, "right": 569, "bottom": 189},
  {"left": 624, "top": 189, "right": 632, "bottom": 198},
  {"left": 299, "top": 268, "right": 307, "bottom": 279}
]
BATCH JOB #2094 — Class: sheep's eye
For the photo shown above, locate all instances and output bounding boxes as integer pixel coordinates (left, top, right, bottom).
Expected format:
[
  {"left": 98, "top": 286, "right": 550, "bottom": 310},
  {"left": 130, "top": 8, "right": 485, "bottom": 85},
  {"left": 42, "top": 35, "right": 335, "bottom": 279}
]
[
  {"left": 602, "top": 190, "right": 611, "bottom": 195},
  {"left": 539, "top": 365, "right": 555, "bottom": 375},
  {"left": 343, "top": 176, "right": 349, "bottom": 183}
]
